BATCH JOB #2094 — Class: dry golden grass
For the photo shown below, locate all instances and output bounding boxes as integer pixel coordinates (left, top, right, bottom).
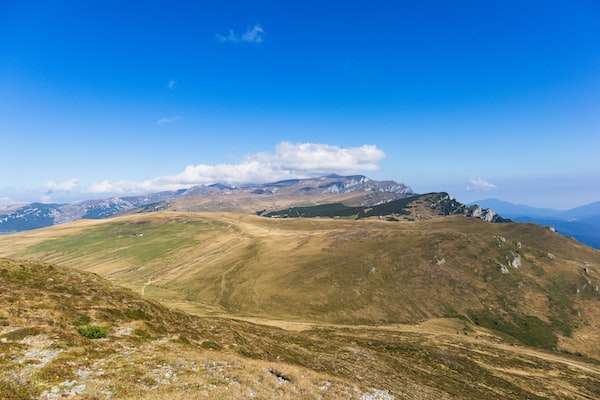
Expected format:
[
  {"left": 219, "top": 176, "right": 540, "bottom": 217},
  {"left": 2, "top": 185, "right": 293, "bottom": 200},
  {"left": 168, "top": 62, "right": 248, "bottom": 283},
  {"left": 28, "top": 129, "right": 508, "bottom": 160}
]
[
  {"left": 1, "top": 212, "right": 600, "bottom": 360},
  {"left": 1, "top": 258, "right": 600, "bottom": 399}
]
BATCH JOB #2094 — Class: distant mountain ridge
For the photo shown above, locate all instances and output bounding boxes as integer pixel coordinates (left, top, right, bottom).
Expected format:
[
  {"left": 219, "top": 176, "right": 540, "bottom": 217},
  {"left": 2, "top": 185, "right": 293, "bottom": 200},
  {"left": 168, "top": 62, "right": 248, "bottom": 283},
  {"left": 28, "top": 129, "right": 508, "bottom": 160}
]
[
  {"left": 0, "top": 175, "right": 413, "bottom": 233},
  {"left": 0, "top": 175, "right": 510, "bottom": 234},
  {"left": 472, "top": 199, "right": 600, "bottom": 249},
  {"left": 0, "top": 191, "right": 184, "bottom": 233}
]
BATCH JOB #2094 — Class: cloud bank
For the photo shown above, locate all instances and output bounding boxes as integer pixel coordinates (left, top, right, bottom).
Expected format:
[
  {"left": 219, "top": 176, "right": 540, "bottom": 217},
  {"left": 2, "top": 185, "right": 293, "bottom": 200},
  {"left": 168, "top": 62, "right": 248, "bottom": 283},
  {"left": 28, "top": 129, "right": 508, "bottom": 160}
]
[
  {"left": 0, "top": 197, "right": 16, "bottom": 210},
  {"left": 467, "top": 178, "right": 497, "bottom": 191},
  {"left": 217, "top": 24, "right": 265, "bottom": 43},
  {"left": 88, "top": 142, "right": 385, "bottom": 194},
  {"left": 45, "top": 178, "right": 80, "bottom": 194}
]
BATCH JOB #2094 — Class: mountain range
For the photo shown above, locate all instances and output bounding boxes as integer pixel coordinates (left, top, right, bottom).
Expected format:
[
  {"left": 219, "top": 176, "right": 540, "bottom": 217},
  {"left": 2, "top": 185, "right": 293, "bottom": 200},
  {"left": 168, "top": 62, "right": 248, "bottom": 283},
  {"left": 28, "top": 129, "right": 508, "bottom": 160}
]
[
  {"left": 472, "top": 199, "right": 600, "bottom": 250},
  {"left": 0, "top": 191, "right": 185, "bottom": 233},
  {"left": 1, "top": 175, "right": 500, "bottom": 234},
  {"left": 3, "top": 176, "right": 598, "bottom": 251}
]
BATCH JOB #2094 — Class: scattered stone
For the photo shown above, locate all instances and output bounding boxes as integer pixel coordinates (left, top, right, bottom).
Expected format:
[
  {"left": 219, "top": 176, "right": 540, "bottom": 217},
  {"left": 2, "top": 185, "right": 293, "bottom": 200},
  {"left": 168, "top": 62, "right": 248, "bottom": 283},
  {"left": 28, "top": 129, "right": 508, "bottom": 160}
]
[
  {"left": 114, "top": 326, "right": 133, "bottom": 336},
  {"left": 498, "top": 264, "right": 509, "bottom": 274},
  {"left": 71, "top": 384, "right": 86, "bottom": 395},
  {"left": 19, "top": 348, "right": 63, "bottom": 368},
  {"left": 360, "top": 387, "right": 395, "bottom": 400},
  {"left": 511, "top": 254, "right": 522, "bottom": 268},
  {"left": 584, "top": 266, "right": 590, "bottom": 273},
  {"left": 547, "top": 253, "right": 555, "bottom": 259},
  {"left": 76, "top": 367, "right": 92, "bottom": 380}
]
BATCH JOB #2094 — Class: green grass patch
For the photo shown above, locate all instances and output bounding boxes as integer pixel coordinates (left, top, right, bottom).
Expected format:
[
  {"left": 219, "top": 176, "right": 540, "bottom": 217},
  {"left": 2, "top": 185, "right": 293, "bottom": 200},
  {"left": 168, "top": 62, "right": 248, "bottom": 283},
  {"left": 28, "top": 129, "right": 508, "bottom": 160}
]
[
  {"left": 24, "top": 219, "right": 211, "bottom": 266},
  {"left": 470, "top": 310, "right": 557, "bottom": 349}
]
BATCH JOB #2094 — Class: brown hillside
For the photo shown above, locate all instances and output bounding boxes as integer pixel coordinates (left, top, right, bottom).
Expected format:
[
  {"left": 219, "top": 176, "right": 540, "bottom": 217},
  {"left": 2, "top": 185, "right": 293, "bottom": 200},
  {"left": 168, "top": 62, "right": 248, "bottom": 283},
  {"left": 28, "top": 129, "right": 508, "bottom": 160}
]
[
  {"left": 0, "top": 212, "right": 599, "bottom": 360},
  {"left": 2, "top": 258, "right": 600, "bottom": 399}
]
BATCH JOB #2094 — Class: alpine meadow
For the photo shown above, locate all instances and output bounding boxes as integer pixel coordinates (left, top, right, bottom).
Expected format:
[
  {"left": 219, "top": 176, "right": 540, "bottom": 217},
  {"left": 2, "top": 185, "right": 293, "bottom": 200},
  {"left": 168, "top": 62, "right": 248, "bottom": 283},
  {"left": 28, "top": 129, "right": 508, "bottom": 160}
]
[
  {"left": 1, "top": 176, "right": 600, "bottom": 399},
  {"left": 2, "top": 2, "right": 600, "bottom": 399}
]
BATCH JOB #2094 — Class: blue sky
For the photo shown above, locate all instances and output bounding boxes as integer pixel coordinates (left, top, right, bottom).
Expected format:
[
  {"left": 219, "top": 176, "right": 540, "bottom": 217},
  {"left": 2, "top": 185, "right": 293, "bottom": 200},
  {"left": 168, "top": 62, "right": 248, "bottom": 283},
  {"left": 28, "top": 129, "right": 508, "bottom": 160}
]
[{"left": 1, "top": 1, "right": 599, "bottom": 209}]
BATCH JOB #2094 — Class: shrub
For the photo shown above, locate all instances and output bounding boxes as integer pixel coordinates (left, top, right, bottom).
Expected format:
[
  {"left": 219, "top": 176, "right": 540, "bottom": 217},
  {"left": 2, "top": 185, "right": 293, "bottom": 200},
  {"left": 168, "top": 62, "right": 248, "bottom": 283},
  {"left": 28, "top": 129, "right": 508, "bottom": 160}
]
[{"left": 77, "top": 325, "right": 108, "bottom": 339}]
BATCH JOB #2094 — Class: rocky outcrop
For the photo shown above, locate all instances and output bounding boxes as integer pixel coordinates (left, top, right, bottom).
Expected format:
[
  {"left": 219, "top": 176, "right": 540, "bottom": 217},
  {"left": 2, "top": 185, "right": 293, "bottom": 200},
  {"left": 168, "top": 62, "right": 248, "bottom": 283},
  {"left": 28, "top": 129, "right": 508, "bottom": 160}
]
[{"left": 465, "top": 205, "right": 509, "bottom": 223}]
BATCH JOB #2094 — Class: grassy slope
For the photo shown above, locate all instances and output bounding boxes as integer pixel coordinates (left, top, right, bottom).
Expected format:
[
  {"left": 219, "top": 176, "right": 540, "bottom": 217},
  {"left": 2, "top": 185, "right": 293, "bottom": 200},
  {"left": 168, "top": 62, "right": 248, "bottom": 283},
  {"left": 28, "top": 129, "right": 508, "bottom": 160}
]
[
  {"left": 2, "top": 258, "right": 600, "bottom": 399},
  {"left": 1, "top": 212, "right": 600, "bottom": 357}
]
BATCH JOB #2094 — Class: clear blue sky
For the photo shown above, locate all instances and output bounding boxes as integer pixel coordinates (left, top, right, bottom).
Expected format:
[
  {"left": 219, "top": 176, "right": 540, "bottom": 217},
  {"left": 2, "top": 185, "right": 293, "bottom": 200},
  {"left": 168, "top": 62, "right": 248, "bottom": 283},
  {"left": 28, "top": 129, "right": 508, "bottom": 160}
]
[{"left": 1, "top": 1, "right": 599, "bottom": 209}]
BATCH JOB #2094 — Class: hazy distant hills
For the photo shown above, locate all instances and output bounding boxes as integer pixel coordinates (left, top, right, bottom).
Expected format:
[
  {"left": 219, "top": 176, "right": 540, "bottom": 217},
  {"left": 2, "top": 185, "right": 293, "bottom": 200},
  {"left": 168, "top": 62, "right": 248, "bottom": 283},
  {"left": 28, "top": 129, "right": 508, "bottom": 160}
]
[
  {"left": 473, "top": 199, "right": 600, "bottom": 249},
  {"left": 161, "top": 174, "right": 415, "bottom": 214},
  {"left": 0, "top": 175, "right": 415, "bottom": 233},
  {"left": 0, "top": 192, "right": 184, "bottom": 233},
  {"left": 0, "top": 175, "right": 510, "bottom": 235}
]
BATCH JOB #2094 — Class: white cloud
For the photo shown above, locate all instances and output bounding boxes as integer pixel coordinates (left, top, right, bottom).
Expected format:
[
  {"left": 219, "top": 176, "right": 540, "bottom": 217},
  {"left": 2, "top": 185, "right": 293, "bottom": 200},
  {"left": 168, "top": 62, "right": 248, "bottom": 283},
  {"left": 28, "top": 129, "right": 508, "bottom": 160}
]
[
  {"left": 216, "top": 29, "right": 237, "bottom": 42},
  {"left": 45, "top": 178, "right": 80, "bottom": 194},
  {"left": 242, "top": 24, "right": 265, "bottom": 43},
  {"left": 156, "top": 116, "right": 181, "bottom": 125},
  {"left": 0, "top": 197, "right": 16, "bottom": 210},
  {"left": 167, "top": 80, "right": 176, "bottom": 89},
  {"left": 87, "top": 142, "right": 386, "bottom": 194},
  {"left": 217, "top": 24, "right": 265, "bottom": 43},
  {"left": 40, "top": 195, "right": 53, "bottom": 204},
  {"left": 467, "top": 178, "right": 497, "bottom": 191}
]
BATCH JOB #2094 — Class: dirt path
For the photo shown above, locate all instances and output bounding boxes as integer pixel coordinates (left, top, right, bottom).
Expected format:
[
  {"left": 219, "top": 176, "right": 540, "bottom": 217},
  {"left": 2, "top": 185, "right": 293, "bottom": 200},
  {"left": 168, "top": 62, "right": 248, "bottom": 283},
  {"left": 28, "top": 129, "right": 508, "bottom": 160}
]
[{"left": 141, "top": 276, "right": 154, "bottom": 296}]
